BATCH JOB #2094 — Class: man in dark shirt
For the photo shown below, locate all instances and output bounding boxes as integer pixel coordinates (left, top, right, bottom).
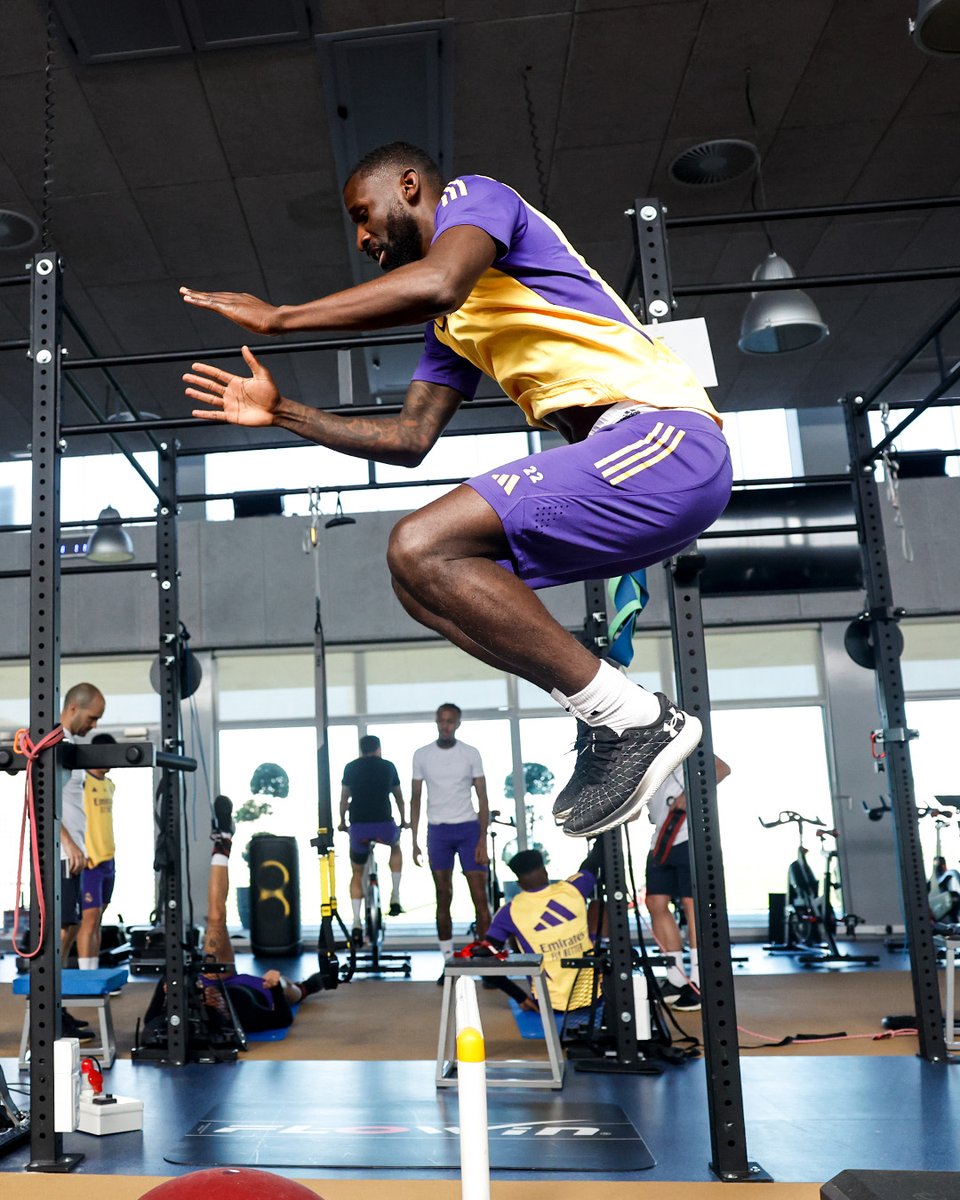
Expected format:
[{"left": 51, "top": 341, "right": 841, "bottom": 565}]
[{"left": 339, "top": 735, "right": 408, "bottom": 938}]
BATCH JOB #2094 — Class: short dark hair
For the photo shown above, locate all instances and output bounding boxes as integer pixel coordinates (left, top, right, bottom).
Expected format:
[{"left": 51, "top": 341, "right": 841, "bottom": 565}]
[
  {"left": 437, "top": 702, "right": 462, "bottom": 718},
  {"left": 359, "top": 734, "right": 381, "bottom": 755},
  {"left": 91, "top": 732, "right": 116, "bottom": 745},
  {"left": 508, "top": 849, "right": 545, "bottom": 878},
  {"left": 346, "top": 141, "right": 441, "bottom": 190}
]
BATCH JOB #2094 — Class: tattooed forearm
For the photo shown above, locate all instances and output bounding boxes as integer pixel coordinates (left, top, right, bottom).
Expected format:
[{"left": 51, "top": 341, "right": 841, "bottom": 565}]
[{"left": 272, "top": 379, "right": 463, "bottom": 468}]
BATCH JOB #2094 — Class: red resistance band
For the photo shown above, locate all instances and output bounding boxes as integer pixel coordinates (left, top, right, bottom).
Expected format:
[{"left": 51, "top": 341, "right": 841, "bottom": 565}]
[
  {"left": 12, "top": 724, "right": 65, "bottom": 959},
  {"left": 651, "top": 807, "right": 686, "bottom": 866}
]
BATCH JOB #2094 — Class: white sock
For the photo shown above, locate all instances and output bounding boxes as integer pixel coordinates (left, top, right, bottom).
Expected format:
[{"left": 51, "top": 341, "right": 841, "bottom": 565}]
[
  {"left": 351, "top": 898, "right": 362, "bottom": 925},
  {"left": 211, "top": 853, "right": 230, "bottom": 868},
  {"left": 689, "top": 948, "right": 700, "bottom": 988},
  {"left": 391, "top": 872, "right": 401, "bottom": 902},
  {"left": 78, "top": 956, "right": 98, "bottom": 970},
  {"left": 439, "top": 938, "right": 454, "bottom": 959},
  {"left": 550, "top": 687, "right": 575, "bottom": 712},
  {"left": 563, "top": 661, "right": 663, "bottom": 733},
  {"left": 665, "top": 951, "right": 687, "bottom": 988}
]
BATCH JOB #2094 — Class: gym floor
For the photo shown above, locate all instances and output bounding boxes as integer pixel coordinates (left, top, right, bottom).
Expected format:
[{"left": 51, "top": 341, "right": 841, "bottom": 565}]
[{"left": 1, "top": 940, "right": 959, "bottom": 1192}]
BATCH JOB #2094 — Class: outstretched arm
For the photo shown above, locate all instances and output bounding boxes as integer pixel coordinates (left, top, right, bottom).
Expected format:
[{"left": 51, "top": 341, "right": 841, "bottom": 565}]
[
  {"left": 184, "top": 346, "right": 464, "bottom": 467},
  {"left": 180, "top": 225, "right": 497, "bottom": 335}
]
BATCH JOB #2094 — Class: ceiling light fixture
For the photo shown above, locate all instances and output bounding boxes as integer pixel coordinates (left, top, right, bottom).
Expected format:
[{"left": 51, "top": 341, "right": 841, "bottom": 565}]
[
  {"left": 738, "top": 253, "right": 830, "bottom": 354},
  {"left": 910, "top": 0, "right": 960, "bottom": 55},
  {"left": 86, "top": 505, "right": 135, "bottom": 563}
]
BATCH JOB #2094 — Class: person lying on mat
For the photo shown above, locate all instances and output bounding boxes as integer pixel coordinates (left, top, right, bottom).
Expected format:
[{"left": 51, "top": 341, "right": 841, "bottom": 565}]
[
  {"left": 465, "top": 840, "right": 604, "bottom": 1017},
  {"left": 200, "top": 795, "right": 326, "bottom": 1034}
]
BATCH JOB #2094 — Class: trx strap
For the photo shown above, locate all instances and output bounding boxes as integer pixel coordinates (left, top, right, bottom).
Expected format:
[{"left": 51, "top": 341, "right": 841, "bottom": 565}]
[
  {"left": 606, "top": 570, "right": 649, "bottom": 667},
  {"left": 651, "top": 807, "right": 686, "bottom": 865}
]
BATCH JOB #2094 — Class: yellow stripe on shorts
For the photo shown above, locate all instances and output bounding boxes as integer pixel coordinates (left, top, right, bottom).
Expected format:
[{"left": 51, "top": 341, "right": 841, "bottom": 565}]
[
  {"left": 607, "top": 428, "right": 686, "bottom": 485},
  {"left": 592, "top": 422, "right": 664, "bottom": 470}
]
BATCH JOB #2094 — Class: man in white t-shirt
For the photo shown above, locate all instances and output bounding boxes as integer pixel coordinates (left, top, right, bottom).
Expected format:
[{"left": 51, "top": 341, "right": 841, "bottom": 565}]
[
  {"left": 411, "top": 703, "right": 490, "bottom": 964},
  {"left": 645, "top": 754, "right": 729, "bottom": 1012}
]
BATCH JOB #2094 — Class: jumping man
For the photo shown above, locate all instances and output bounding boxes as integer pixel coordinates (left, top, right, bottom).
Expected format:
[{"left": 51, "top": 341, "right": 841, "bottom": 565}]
[{"left": 182, "top": 142, "right": 732, "bottom": 838}]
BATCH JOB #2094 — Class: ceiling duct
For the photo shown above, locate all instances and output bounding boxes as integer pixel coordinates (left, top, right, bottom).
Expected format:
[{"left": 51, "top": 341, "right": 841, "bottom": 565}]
[
  {"left": 669, "top": 139, "right": 758, "bottom": 186},
  {"left": 53, "top": 0, "right": 312, "bottom": 64},
  {"left": 317, "top": 22, "right": 454, "bottom": 401}
]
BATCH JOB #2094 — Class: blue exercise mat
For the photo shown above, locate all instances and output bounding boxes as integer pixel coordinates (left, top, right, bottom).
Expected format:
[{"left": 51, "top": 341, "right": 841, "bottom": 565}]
[
  {"left": 508, "top": 997, "right": 602, "bottom": 1039},
  {"left": 244, "top": 1005, "right": 299, "bottom": 1041}
]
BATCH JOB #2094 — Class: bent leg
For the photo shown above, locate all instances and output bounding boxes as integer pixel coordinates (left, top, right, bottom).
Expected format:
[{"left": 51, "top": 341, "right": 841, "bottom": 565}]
[{"left": 388, "top": 486, "right": 603, "bottom": 696}]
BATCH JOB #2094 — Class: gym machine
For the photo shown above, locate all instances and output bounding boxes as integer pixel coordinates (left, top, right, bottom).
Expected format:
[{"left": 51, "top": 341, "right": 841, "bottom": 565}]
[{"left": 761, "top": 810, "right": 877, "bottom": 966}]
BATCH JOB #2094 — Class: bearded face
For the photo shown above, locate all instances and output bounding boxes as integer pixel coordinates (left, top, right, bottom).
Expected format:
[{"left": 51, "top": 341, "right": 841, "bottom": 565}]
[{"left": 378, "top": 201, "right": 424, "bottom": 271}]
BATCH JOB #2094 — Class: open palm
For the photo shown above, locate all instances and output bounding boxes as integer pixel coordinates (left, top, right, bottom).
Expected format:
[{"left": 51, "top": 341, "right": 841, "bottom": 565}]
[{"left": 184, "top": 345, "right": 279, "bottom": 428}]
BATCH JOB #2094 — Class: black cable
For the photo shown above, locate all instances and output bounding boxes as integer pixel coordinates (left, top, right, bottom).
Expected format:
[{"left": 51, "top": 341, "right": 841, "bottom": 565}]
[
  {"left": 522, "top": 65, "right": 549, "bottom": 214},
  {"left": 743, "top": 68, "right": 775, "bottom": 255},
  {"left": 40, "top": 0, "right": 56, "bottom": 250}
]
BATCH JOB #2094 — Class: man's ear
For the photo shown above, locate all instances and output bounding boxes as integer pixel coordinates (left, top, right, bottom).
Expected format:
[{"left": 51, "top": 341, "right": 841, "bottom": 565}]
[{"left": 400, "top": 168, "right": 421, "bottom": 202}]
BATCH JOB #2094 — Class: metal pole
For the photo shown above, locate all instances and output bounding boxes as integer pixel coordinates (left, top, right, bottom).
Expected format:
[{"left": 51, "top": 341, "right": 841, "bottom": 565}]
[
  {"left": 62, "top": 329, "right": 424, "bottom": 372},
  {"left": 578, "top": 578, "right": 641, "bottom": 1067},
  {"left": 667, "top": 553, "right": 762, "bottom": 1179},
  {"left": 665, "top": 193, "right": 960, "bottom": 229},
  {"left": 865, "top": 359, "right": 960, "bottom": 460},
  {"left": 633, "top": 200, "right": 760, "bottom": 1180},
  {"left": 848, "top": 293, "right": 960, "bottom": 412},
  {"left": 673, "top": 265, "right": 960, "bottom": 298},
  {"left": 844, "top": 395, "right": 946, "bottom": 1062},
  {"left": 156, "top": 442, "right": 189, "bottom": 1064},
  {"left": 25, "top": 251, "right": 82, "bottom": 1172}
]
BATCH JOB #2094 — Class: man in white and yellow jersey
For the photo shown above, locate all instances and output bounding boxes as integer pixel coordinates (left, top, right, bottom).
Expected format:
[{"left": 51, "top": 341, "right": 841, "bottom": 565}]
[
  {"left": 77, "top": 732, "right": 118, "bottom": 970},
  {"left": 182, "top": 142, "right": 732, "bottom": 842}
]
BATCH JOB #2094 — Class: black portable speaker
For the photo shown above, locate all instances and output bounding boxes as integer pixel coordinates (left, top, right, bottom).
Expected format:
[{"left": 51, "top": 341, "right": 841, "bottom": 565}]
[{"left": 248, "top": 834, "right": 301, "bottom": 956}]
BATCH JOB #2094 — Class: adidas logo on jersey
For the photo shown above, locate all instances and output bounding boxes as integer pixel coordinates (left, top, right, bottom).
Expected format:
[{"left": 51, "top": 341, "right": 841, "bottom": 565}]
[
  {"left": 491, "top": 472, "right": 520, "bottom": 495},
  {"left": 440, "top": 178, "right": 468, "bottom": 207}
]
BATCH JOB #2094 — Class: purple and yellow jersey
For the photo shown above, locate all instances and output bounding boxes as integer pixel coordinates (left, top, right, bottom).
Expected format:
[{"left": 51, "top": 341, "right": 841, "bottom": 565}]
[
  {"left": 487, "top": 870, "right": 599, "bottom": 1011},
  {"left": 412, "top": 175, "right": 719, "bottom": 430}
]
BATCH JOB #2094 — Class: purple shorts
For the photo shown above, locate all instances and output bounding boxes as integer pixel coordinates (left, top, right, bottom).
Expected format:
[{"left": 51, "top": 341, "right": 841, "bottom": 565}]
[
  {"left": 81, "top": 858, "right": 116, "bottom": 911},
  {"left": 427, "top": 819, "right": 487, "bottom": 874},
  {"left": 466, "top": 408, "right": 732, "bottom": 589},
  {"left": 349, "top": 820, "right": 401, "bottom": 864}
]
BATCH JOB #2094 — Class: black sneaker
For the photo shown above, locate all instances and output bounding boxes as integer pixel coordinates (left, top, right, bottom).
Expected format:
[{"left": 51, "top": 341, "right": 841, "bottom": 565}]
[
  {"left": 669, "top": 983, "right": 701, "bottom": 1012},
  {"left": 657, "top": 980, "right": 684, "bottom": 1006},
  {"left": 296, "top": 971, "right": 325, "bottom": 998},
  {"left": 387, "top": 901, "right": 404, "bottom": 917},
  {"left": 552, "top": 719, "right": 594, "bottom": 824},
  {"left": 350, "top": 926, "right": 363, "bottom": 948},
  {"left": 61, "top": 1010, "right": 95, "bottom": 1041},
  {"left": 212, "top": 794, "right": 234, "bottom": 838},
  {"left": 62, "top": 1007, "right": 90, "bottom": 1029},
  {"left": 562, "top": 695, "right": 701, "bottom": 838}
]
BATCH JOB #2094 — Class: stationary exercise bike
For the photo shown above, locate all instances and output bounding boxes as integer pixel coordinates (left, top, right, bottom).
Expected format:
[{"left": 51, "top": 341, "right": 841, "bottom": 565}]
[
  {"left": 348, "top": 842, "right": 411, "bottom": 977},
  {"left": 761, "top": 810, "right": 877, "bottom": 966},
  {"left": 923, "top": 802, "right": 960, "bottom": 924}
]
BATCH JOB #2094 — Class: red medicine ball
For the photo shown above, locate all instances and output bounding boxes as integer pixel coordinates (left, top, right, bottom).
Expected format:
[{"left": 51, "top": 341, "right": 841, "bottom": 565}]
[{"left": 139, "top": 1168, "right": 322, "bottom": 1198}]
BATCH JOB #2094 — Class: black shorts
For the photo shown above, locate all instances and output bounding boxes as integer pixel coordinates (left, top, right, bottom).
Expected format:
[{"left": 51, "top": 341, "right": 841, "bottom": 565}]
[
  {"left": 61, "top": 862, "right": 82, "bottom": 926},
  {"left": 645, "top": 842, "right": 692, "bottom": 899}
]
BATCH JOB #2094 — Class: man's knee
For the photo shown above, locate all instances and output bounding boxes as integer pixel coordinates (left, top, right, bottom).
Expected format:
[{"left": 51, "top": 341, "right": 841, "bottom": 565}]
[
  {"left": 388, "top": 514, "right": 445, "bottom": 597},
  {"left": 646, "top": 892, "right": 671, "bottom": 916}
]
